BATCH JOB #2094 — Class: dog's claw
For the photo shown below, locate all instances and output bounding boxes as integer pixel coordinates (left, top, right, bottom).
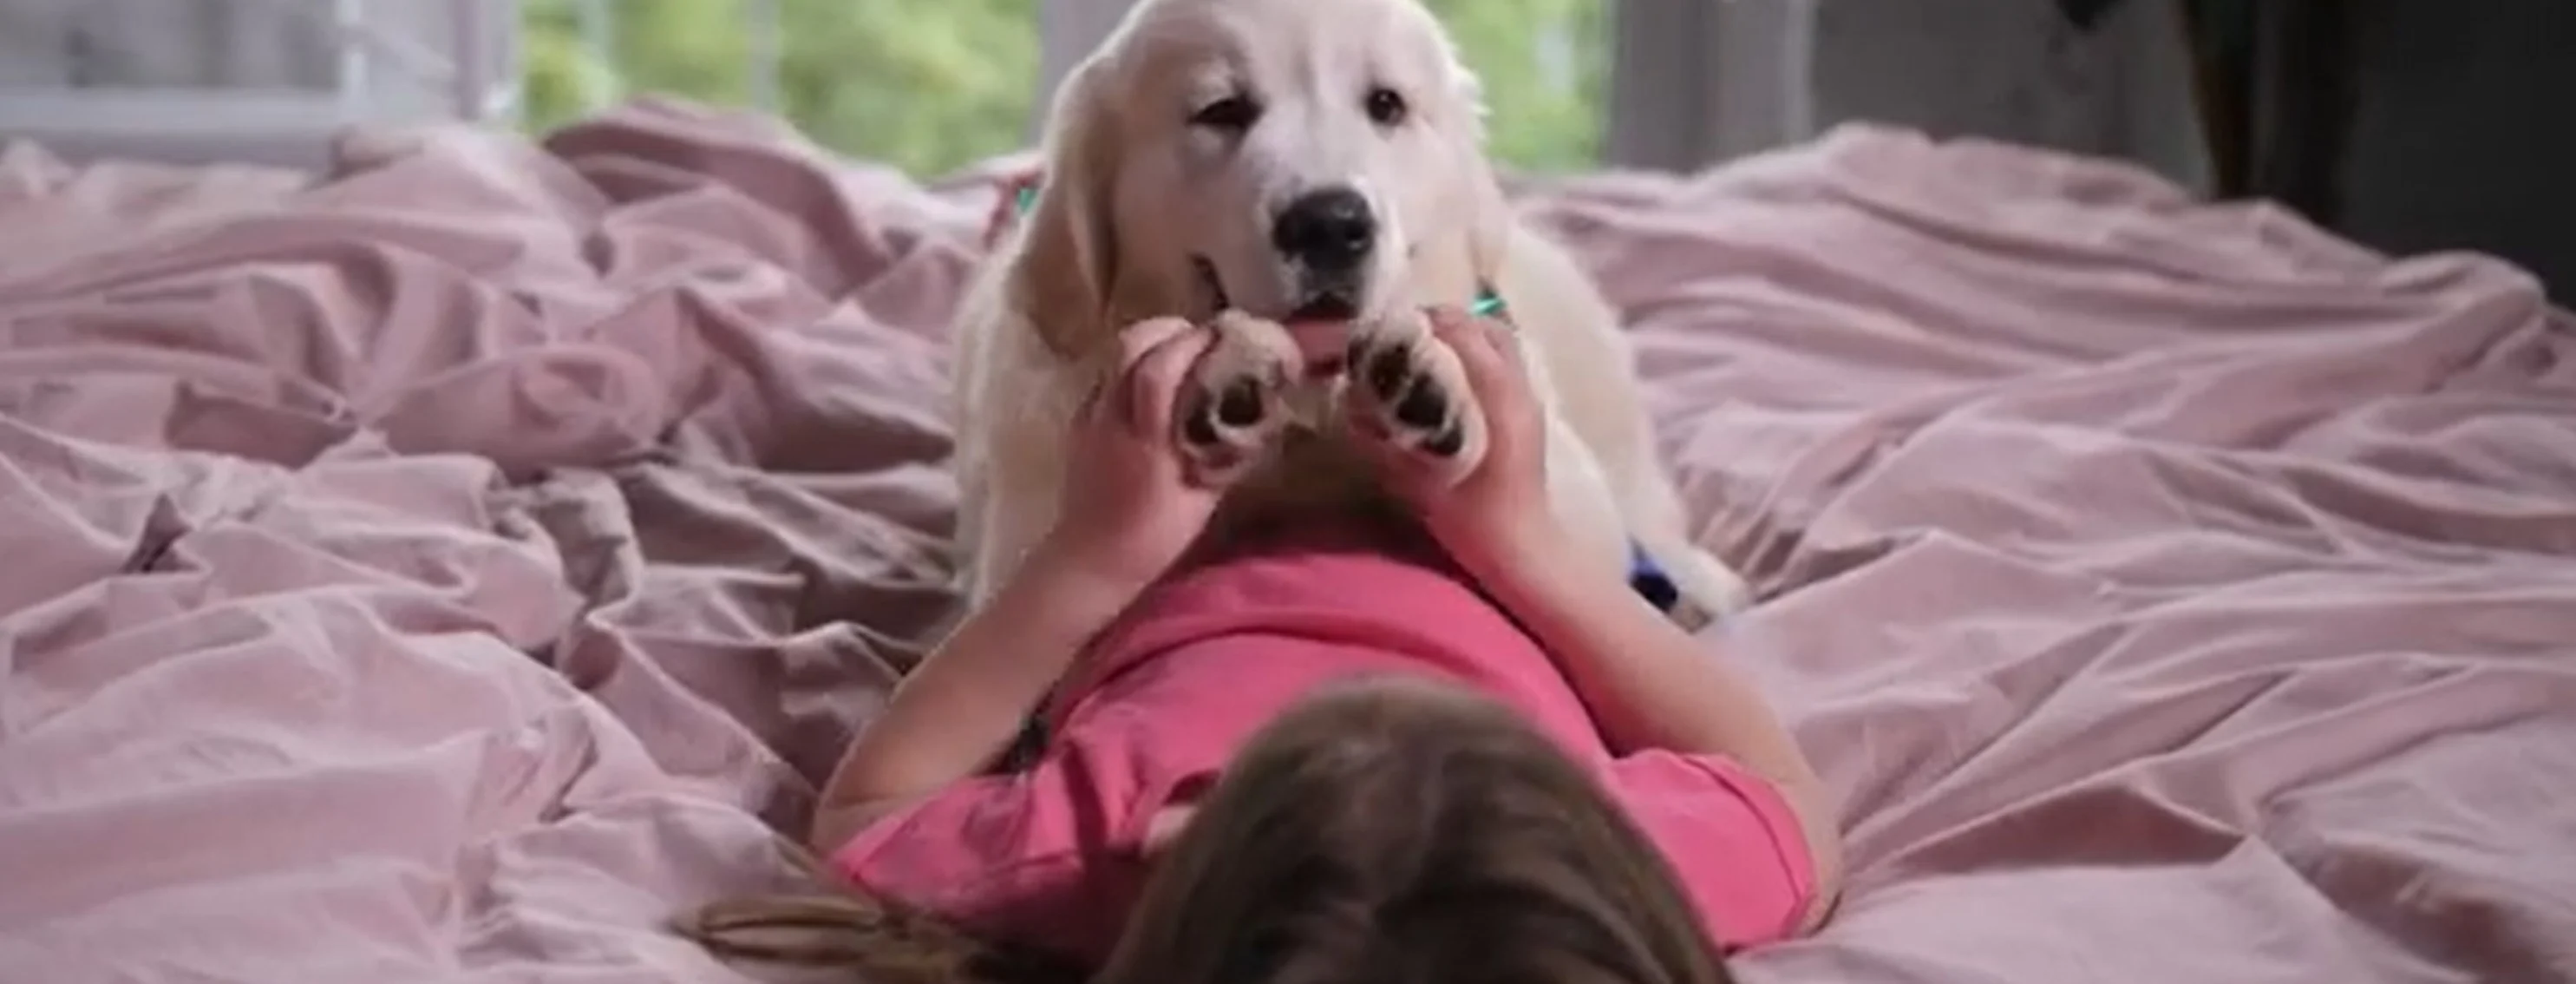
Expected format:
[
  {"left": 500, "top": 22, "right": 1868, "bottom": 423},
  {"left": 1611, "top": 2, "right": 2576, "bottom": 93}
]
[
  {"left": 1364, "top": 345, "right": 1409, "bottom": 402},
  {"left": 1393, "top": 384, "right": 1445, "bottom": 429},
  {"left": 1422, "top": 425, "right": 1466, "bottom": 458},
  {"left": 1217, "top": 379, "right": 1265, "bottom": 427},
  {"left": 1182, "top": 410, "right": 1222, "bottom": 449}
]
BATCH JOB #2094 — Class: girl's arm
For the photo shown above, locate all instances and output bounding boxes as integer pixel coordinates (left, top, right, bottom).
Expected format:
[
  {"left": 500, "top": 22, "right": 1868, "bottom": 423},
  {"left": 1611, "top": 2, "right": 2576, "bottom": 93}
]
[
  {"left": 1347, "top": 307, "right": 1843, "bottom": 930},
  {"left": 1472, "top": 529, "right": 1847, "bottom": 931},
  {"left": 809, "top": 541, "right": 1143, "bottom": 853},
  {"left": 811, "top": 317, "right": 1224, "bottom": 855}
]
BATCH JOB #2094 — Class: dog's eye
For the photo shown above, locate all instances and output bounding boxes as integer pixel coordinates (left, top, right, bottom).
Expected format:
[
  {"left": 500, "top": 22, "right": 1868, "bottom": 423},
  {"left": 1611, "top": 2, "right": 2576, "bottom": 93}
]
[
  {"left": 1190, "top": 95, "right": 1262, "bottom": 134},
  {"left": 1364, "top": 87, "right": 1408, "bottom": 127}
]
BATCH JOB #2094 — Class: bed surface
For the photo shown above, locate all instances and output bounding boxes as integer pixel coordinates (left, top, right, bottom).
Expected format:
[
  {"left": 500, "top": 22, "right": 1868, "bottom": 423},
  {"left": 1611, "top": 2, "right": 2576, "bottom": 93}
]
[{"left": 1, "top": 101, "right": 2570, "bottom": 983}]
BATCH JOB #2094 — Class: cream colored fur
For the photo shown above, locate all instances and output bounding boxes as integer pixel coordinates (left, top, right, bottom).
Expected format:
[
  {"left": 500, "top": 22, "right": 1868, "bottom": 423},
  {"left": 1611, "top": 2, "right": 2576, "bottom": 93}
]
[{"left": 949, "top": 0, "right": 1749, "bottom": 626}]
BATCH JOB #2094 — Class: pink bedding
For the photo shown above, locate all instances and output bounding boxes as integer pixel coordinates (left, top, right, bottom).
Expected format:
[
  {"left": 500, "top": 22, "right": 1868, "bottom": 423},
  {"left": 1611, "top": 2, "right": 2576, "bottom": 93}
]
[{"left": 1, "top": 101, "right": 2569, "bottom": 983}]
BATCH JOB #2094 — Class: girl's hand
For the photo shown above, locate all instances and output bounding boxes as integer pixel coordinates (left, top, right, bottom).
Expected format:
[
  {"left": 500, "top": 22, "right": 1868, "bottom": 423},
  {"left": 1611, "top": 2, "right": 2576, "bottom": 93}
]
[
  {"left": 1140, "top": 804, "right": 1197, "bottom": 859},
  {"left": 1344, "top": 306, "right": 1566, "bottom": 580},
  {"left": 1036, "top": 318, "right": 1230, "bottom": 593}
]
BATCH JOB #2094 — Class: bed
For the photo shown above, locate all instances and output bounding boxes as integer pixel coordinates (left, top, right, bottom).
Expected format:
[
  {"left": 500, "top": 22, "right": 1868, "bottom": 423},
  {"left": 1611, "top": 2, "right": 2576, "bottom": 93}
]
[{"left": 1, "top": 99, "right": 2570, "bottom": 983}]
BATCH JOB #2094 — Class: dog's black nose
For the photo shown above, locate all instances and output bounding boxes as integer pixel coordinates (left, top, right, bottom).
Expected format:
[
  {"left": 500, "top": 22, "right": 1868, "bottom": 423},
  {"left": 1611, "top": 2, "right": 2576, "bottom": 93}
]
[{"left": 1272, "top": 187, "right": 1377, "bottom": 273}]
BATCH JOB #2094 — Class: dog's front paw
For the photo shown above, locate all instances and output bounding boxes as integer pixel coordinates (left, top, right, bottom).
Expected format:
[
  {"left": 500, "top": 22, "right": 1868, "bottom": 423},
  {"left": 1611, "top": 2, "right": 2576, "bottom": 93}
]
[
  {"left": 1347, "top": 308, "right": 1487, "bottom": 484},
  {"left": 1176, "top": 312, "right": 1298, "bottom": 486}
]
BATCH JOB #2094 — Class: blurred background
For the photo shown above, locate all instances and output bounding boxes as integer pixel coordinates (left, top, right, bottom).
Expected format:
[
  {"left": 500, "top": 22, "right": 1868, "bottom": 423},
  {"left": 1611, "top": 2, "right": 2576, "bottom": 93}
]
[
  {"left": 0, "top": 0, "right": 2200, "bottom": 180},
  {"left": 515, "top": 0, "right": 1610, "bottom": 176},
  {"left": 1, "top": 1, "right": 2568, "bottom": 296}
]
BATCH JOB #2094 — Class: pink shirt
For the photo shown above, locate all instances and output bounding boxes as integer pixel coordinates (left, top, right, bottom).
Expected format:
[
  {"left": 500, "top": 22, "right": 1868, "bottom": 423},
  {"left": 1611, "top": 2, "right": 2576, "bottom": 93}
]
[{"left": 830, "top": 529, "right": 1818, "bottom": 965}]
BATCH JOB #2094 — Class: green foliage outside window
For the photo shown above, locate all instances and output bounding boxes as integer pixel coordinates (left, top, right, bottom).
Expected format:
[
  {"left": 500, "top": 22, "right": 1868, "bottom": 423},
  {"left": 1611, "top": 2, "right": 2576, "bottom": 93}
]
[{"left": 519, "top": 0, "right": 1607, "bottom": 177}]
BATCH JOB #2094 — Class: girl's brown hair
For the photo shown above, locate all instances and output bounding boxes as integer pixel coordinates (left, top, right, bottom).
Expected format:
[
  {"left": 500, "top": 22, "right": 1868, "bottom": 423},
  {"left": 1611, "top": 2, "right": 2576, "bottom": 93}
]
[{"left": 677, "top": 674, "right": 1735, "bottom": 984}]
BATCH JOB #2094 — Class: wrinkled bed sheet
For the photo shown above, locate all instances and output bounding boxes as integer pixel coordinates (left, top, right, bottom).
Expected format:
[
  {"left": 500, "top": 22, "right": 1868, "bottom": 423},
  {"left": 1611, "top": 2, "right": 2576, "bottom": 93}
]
[{"left": 1, "top": 101, "right": 2570, "bottom": 983}]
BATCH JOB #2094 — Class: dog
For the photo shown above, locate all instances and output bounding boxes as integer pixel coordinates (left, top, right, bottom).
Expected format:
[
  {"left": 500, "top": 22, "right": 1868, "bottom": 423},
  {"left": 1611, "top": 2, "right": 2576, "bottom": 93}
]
[{"left": 947, "top": 0, "right": 1750, "bottom": 627}]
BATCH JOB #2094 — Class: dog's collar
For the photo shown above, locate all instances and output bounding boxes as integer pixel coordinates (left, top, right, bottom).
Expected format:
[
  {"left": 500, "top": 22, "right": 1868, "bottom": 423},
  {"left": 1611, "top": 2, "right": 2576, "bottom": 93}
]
[{"left": 1009, "top": 177, "right": 1505, "bottom": 317}]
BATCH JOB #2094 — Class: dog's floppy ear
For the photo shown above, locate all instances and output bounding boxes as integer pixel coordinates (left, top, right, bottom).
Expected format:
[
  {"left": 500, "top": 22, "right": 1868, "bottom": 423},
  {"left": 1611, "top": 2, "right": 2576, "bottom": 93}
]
[
  {"left": 1010, "top": 58, "right": 1125, "bottom": 358},
  {"left": 1446, "top": 61, "right": 1514, "bottom": 290},
  {"left": 1461, "top": 150, "right": 1514, "bottom": 291}
]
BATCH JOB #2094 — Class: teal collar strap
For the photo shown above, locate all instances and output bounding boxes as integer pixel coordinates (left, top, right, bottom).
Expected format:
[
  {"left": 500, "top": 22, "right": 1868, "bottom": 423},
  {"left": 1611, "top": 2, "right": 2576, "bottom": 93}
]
[{"left": 1010, "top": 179, "right": 1502, "bottom": 317}]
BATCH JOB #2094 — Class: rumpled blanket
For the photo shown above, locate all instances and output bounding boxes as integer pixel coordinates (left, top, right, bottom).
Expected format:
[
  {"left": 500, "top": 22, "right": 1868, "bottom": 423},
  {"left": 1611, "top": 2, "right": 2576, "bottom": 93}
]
[{"left": 0, "top": 101, "right": 2567, "bottom": 983}]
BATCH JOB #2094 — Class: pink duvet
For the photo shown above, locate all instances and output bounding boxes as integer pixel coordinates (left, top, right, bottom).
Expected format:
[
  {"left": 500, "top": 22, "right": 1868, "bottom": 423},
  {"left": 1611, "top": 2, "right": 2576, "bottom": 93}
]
[{"left": 0, "top": 101, "right": 2569, "bottom": 983}]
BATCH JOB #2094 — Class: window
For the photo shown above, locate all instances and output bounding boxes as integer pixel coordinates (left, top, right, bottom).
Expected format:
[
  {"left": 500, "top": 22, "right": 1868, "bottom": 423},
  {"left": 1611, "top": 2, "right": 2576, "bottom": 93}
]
[
  {"left": 520, "top": 0, "right": 1040, "bottom": 178},
  {"left": 0, "top": 1, "right": 515, "bottom": 168},
  {"left": 1422, "top": 0, "right": 1608, "bottom": 173},
  {"left": 518, "top": 0, "right": 1605, "bottom": 177}
]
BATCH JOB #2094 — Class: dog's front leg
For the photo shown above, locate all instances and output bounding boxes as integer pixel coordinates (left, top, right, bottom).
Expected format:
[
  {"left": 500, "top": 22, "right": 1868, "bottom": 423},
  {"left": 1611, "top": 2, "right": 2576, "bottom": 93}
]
[{"left": 958, "top": 363, "right": 1087, "bottom": 607}]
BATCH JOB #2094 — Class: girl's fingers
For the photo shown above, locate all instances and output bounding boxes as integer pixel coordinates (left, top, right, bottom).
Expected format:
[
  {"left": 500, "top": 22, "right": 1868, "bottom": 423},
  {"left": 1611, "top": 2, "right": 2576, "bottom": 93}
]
[
  {"left": 1141, "top": 805, "right": 1198, "bottom": 858},
  {"left": 1081, "top": 318, "right": 1191, "bottom": 426},
  {"left": 1117, "top": 316, "right": 1196, "bottom": 362},
  {"left": 1075, "top": 375, "right": 1110, "bottom": 424},
  {"left": 1426, "top": 307, "right": 1527, "bottom": 409},
  {"left": 1118, "top": 318, "right": 1210, "bottom": 439}
]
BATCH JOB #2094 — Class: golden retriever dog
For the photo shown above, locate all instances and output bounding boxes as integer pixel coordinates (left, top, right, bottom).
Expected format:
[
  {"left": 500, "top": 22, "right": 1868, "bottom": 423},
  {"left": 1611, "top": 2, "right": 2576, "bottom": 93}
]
[{"left": 949, "top": 0, "right": 1749, "bottom": 626}]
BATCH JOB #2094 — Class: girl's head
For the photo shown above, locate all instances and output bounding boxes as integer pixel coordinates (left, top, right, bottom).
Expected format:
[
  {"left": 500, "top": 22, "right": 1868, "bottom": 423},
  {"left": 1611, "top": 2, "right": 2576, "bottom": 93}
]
[
  {"left": 1098, "top": 674, "right": 1731, "bottom": 984},
  {"left": 681, "top": 674, "right": 1731, "bottom": 984}
]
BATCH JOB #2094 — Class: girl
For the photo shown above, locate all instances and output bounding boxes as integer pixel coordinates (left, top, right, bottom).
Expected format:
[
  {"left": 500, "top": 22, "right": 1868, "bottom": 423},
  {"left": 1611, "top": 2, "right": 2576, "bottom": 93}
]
[{"left": 682, "top": 309, "right": 1845, "bottom": 983}]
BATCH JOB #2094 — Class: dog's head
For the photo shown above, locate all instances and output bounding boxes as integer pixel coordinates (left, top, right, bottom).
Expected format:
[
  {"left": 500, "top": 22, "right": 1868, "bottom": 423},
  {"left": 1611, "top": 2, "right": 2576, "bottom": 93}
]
[{"left": 1010, "top": 0, "right": 1511, "bottom": 358}]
